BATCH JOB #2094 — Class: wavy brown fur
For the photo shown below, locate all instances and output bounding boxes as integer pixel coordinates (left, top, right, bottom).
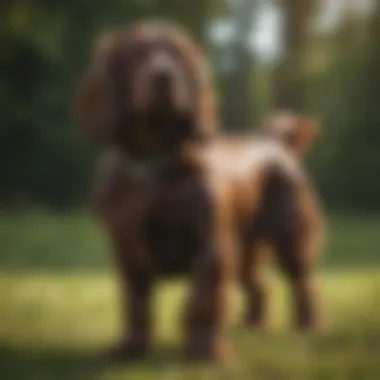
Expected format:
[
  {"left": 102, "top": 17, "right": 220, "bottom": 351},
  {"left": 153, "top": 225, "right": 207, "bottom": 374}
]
[
  {"left": 75, "top": 20, "right": 227, "bottom": 362},
  {"left": 75, "top": 20, "right": 218, "bottom": 155},
  {"left": 242, "top": 112, "right": 325, "bottom": 330},
  {"left": 75, "top": 21, "right": 325, "bottom": 362}
]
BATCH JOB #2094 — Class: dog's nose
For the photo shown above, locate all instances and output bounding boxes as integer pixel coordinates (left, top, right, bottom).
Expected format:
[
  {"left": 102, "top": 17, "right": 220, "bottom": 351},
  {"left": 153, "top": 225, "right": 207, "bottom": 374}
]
[{"left": 153, "top": 71, "right": 172, "bottom": 89}]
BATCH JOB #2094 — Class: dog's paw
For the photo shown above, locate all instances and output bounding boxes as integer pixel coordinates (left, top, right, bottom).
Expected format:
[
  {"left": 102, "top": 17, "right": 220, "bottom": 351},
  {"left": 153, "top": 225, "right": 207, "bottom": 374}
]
[
  {"left": 185, "top": 335, "right": 234, "bottom": 363},
  {"left": 101, "top": 338, "right": 150, "bottom": 362}
]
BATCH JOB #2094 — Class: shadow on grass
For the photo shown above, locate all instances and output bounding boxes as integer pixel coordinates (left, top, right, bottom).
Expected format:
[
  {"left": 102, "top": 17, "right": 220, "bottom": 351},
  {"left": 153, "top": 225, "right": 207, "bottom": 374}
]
[
  {"left": 0, "top": 344, "right": 189, "bottom": 380},
  {"left": 2, "top": 332, "right": 380, "bottom": 380},
  {"left": 0, "top": 345, "right": 98, "bottom": 380}
]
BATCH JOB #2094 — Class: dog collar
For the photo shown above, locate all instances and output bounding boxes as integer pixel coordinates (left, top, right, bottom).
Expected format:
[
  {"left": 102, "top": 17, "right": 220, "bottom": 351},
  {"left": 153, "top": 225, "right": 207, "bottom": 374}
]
[{"left": 122, "top": 152, "right": 177, "bottom": 180}]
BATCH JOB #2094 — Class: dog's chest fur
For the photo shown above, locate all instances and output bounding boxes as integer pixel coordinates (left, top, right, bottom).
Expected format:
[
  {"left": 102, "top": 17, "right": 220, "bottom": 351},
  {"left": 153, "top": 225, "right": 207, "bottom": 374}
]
[{"left": 142, "top": 176, "right": 211, "bottom": 276}]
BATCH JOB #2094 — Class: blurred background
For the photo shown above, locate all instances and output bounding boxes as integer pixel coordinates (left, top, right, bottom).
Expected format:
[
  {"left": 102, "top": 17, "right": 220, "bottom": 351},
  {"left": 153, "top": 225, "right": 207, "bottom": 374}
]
[{"left": 1, "top": 0, "right": 380, "bottom": 379}]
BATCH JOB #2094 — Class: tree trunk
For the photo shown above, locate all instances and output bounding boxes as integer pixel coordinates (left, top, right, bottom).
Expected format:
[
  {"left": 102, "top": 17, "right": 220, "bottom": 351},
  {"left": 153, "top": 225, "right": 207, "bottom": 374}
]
[
  {"left": 273, "top": 0, "right": 315, "bottom": 111},
  {"left": 222, "top": 0, "right": 257, "bottom": 130},
  {"left": 367, "top": 1, "right": 380, "bottom": 76}
]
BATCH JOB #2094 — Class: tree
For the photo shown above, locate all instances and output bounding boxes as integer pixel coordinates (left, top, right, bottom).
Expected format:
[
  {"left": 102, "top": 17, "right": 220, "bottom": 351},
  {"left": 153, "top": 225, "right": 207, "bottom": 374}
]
[
  {"left": 221, "top": 0, "right": 258, "bottom": 130},
  {"left": 272, "top": 0, "right": 316, "bottom": 110},
  {"left": 338, "top": 1, "right": 380, "bottom": 210}
]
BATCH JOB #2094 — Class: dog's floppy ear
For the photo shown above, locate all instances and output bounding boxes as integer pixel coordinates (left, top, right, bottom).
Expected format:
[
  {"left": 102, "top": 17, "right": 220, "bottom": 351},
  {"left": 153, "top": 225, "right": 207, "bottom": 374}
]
[
  {"left": 161, "top": 23, "right": 220, "bottom": 142},
  {"left": 263, "top": 111, "right": 319, "bottom": 156},
  {"left": 74, "top": 31, "right": 119, "bottom": 146}
]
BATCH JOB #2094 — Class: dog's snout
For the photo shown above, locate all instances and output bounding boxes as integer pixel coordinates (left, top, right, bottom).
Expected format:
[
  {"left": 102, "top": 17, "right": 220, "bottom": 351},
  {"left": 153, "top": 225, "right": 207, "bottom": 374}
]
[
  {"left": 147, "top": 51, "right": 177, "bottom": 91},
  {"left": 153, "top": 70, "right": 172, "bottom": 88}
]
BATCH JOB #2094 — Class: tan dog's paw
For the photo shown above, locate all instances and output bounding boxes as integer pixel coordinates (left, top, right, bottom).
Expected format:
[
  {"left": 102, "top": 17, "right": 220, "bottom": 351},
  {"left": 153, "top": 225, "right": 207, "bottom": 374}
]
[
  {"left": 185, "top": 335, "right": 234, "bottom": 363},
  {"left": 101, "top": 337, "right": 151, "bottom": 362}
]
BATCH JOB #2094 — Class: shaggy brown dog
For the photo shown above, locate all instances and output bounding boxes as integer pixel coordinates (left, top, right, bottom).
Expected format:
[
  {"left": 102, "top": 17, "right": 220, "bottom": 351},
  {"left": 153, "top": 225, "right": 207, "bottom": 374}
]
[
  {"left": 76, "top": 21, "right": 324, "bottom": 361},
  {"left": 75, "top": 21, "right": 224, "bottom": 361}
]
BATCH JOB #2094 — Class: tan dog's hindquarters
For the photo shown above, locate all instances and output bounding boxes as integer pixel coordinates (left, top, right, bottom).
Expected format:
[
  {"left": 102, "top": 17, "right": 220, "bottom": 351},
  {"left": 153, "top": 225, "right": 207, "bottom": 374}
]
[{"left": 237, "top": 113, "right": 326, "bottom": 331}]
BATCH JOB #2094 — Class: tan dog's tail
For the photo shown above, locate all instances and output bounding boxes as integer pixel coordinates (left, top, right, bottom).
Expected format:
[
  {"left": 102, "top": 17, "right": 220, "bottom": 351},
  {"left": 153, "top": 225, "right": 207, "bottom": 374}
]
[{"left": 262, "top": 111, "right": 319, "bottom": 157}]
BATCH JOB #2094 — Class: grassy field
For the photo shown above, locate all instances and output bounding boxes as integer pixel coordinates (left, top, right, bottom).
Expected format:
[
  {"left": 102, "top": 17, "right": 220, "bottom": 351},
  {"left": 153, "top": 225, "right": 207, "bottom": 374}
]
[{"left": 0, "top": 212, "right": 380, "bottom": 379}]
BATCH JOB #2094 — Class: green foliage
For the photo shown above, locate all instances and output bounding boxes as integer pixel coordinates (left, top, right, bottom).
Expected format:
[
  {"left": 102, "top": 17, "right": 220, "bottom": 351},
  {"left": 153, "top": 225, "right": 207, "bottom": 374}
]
[
  {"left": 0, "top": 0, "right": 214, "bottom": 210},
  {"left": 307, "top": 41, "right": 380, "bottom": 211},
  {"left": 1, "top": 0, "right": 379, "bottom": 212}
]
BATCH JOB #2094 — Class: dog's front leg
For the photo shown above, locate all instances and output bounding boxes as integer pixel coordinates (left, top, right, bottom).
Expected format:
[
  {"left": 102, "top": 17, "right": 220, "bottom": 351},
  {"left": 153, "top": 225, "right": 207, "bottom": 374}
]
[
  {"left": 184, "top": 186, "right": 236, "bottom": 362},
  {"left": 184, "top": 257, "right": 230, "bottom": 361},
  {"left": 105, "top": 215, "right": 156, "bottom": 361},
  {"left": 121, "top": 267, "right": 153, "bottom": 358}
]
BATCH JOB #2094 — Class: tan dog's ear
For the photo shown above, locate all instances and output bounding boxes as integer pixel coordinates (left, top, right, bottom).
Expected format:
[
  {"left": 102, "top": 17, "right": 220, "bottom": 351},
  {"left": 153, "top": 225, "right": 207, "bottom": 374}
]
[
  {"left": 290, "top": 115, "right": 319, "bottom": 156},
  {"left": 74, "top": 31, "right": 118, "bottom": 146},
  {"left": 262, "top": 111, "right": 319, "bottom": 157}
]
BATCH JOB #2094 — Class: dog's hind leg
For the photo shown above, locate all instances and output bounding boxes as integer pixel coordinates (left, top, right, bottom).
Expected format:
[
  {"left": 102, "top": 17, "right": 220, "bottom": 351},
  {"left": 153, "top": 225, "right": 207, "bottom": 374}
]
[
  {"left": 240, "top": 238, "right": 270, "bottom": 329},
  {"left": 272, "top": 230, "right": 323, "bottom": 331}
]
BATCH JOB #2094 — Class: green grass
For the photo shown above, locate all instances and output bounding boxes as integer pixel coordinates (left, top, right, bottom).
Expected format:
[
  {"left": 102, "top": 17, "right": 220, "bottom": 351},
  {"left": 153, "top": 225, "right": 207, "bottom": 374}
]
[
  {"left": 1, "top": 271, "right": 380, "bottom": 380},
  {"left": 0, "top": 211, "right": 110, "bottom": 270},
  {"left": 1, "top": 211, "right": 380, "bottom": 270},
  {"left": 0, "top": 212, "right": 380, "bottom": 379}
]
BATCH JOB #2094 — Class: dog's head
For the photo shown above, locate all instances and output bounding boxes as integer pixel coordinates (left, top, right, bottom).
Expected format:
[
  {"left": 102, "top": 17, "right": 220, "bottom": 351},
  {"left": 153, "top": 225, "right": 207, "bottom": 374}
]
[
  {"left": 262, "top": 111, "right": 319, "bottom": 156},
  {"left": 75, "top": 20, "right": 218, "bottom": 159}
]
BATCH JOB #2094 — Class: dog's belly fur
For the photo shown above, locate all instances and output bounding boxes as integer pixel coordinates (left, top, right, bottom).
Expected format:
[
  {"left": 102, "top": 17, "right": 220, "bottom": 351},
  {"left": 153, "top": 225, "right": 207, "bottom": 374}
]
[{"left": 143, "top": 177, "right": 210, "bottom": 276}]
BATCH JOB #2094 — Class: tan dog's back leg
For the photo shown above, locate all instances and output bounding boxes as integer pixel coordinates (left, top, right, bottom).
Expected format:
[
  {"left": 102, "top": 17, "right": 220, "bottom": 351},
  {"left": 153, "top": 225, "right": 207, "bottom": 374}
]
[
  {"left": 247, "top": 163, "right": 324, "bottom": 331},
  {"left": 240, "top": 238, "right": 270, "bottom": 329},
  {"left": 272, "top": 230, "right": 323, "bottom": 330}
]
